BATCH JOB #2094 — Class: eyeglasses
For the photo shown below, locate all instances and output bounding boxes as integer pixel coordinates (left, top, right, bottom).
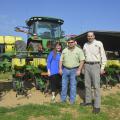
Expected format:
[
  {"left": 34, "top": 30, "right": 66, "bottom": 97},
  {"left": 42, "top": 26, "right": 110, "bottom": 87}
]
[{"left": 68, "top": 41, "right": 74, "bottom": 44}]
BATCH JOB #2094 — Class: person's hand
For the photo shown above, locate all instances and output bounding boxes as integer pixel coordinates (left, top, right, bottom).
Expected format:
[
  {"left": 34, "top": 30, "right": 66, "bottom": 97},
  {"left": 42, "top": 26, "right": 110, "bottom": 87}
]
[
  {"left": 59, "top": 68, "right": 62, "bottom": 75},
  {"left": 76, "top": 69, "right": 81, "bottom": 76},
  {"left": 100, "top": 69, "right": 105, "bottom": 75},
  {"left": 48, "top": 70, "right": 51, "bottom": 76}
]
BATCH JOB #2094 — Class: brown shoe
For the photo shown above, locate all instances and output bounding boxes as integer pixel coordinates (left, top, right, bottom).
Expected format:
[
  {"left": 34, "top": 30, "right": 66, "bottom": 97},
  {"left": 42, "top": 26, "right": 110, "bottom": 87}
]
[{"left": 92, "top": 108, "right": 100, "bottom": 114}]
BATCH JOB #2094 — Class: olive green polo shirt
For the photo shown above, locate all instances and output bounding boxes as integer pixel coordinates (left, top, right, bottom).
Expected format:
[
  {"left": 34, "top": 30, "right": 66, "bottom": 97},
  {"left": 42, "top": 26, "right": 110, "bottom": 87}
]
[{"left": 60, "top": 46, "right": 85, "bottom": 68}]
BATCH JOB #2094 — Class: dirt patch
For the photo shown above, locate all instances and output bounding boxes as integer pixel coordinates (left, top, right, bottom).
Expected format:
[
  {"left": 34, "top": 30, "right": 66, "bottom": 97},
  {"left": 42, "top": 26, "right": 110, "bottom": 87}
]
[
  {"left": 61, "top": 108, "right": 79, "bottom": 119},
  {"left": 102, "top": 85, "right": 120, "bottom": 96},
  {"left": 102, "top": 107, "right": 120, "bottom": 120},
  {"left": 0, "top": 88, "right": 61, "bottom": 107},
  {"left": 29, "top": 116, "right": 47, "bottom": 120},
  {"left": 0, "top": 81, "right": 120, "bottom": 108}
]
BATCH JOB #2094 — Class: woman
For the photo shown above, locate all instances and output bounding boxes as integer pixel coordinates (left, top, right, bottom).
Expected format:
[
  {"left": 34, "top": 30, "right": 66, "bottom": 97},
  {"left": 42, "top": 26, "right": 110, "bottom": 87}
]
[{"left": 47, "top": 42, "right": 62, "bottom": 102}]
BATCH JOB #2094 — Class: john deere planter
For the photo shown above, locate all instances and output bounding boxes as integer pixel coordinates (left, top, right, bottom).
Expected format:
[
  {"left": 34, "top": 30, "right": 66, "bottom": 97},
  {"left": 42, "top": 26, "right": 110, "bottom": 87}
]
[
  {"left": 0, "top": 36, "right": 23, "bottom": 73},
  {"left": 12, "top": 16, "right": 65, "bottom": 96}
]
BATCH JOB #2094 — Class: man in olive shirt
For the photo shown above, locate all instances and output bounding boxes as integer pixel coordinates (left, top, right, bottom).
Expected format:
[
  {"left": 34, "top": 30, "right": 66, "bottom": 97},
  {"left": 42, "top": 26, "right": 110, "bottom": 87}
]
[{"left": 59, "top": 38, "right": 85, "bottom": 104}]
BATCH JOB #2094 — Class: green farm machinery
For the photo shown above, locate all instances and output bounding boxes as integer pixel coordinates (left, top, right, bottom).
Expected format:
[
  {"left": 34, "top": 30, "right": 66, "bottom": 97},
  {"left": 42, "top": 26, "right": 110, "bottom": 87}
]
[
  {"left": 0, "top": 36, "right": 23, "bottom": 73},
  {"left": 12, "top": 16, "right": 65, "bottom": 96}
]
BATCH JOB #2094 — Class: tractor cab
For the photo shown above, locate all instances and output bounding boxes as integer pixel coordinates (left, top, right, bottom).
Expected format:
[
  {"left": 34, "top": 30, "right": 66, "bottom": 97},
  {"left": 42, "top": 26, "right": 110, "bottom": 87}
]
[{"left": 25, "top": 17, "right": 64, "bottom": 51}]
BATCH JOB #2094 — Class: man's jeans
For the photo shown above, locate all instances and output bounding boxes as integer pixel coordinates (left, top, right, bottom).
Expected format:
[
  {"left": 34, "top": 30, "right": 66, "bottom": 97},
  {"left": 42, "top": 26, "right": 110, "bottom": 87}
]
[{"left": 61, "top": 67, "right": 77, "bottom": 103}]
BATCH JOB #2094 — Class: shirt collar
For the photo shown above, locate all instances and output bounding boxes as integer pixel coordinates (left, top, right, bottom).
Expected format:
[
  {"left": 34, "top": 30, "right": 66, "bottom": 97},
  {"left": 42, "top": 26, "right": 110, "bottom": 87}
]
[{"left": 88, "top": 39, "right": 96, "bottom": 44}]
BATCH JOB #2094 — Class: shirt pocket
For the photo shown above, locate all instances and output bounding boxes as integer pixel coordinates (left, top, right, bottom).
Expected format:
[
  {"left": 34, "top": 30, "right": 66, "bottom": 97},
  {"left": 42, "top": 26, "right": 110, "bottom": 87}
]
[
  {"left": 93, "top": 44, "right": 100, "bottom": 54},
  {"left": 73, "top": 52, "right": 80, "bottom": 61},
  {"left": 62, "top": 52, "right": 68, "bottom": 59}
]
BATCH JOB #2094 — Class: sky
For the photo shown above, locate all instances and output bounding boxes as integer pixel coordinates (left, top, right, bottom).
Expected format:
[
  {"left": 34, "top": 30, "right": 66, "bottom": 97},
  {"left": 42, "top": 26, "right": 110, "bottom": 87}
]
[{"left": 0, "top": 0, "right": 120, "bottom": 41}]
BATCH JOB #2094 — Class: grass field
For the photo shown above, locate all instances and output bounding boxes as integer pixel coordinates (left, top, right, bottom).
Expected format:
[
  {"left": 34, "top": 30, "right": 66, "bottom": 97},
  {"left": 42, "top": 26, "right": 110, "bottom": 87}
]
[{"left": 0, "top": 92, "right": 120, "bottom": 120}]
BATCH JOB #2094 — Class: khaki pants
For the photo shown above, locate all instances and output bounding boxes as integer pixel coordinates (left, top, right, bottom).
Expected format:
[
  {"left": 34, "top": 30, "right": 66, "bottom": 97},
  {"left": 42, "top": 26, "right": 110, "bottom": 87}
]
[{"left": 84, "top": 63, "right": 101, "bottom": 108}]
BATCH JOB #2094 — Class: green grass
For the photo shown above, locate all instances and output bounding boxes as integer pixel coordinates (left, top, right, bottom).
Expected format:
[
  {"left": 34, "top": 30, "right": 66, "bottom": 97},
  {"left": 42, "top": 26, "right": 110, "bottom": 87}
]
[
  {"left": 102, "top": 92, "right": 120, "bottom": 107},
  {"left": 0, "top": 93, "right": 120, "bottom": 120},
  {"left": 0, "top": 104, "right": 60, "bottom": 120},
  {"left": 1, "top": 92, "right": 120, "bottom": 120},
  {"left": 0, "top": 103, "right": 109, "bottom": 120}
]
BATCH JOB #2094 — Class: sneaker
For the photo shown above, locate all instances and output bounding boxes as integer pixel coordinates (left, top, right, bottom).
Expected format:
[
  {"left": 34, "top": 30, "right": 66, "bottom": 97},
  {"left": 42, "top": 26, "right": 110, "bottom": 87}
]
[{"left": 51, "top": 96, "right": 55, "bottom": 103}]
